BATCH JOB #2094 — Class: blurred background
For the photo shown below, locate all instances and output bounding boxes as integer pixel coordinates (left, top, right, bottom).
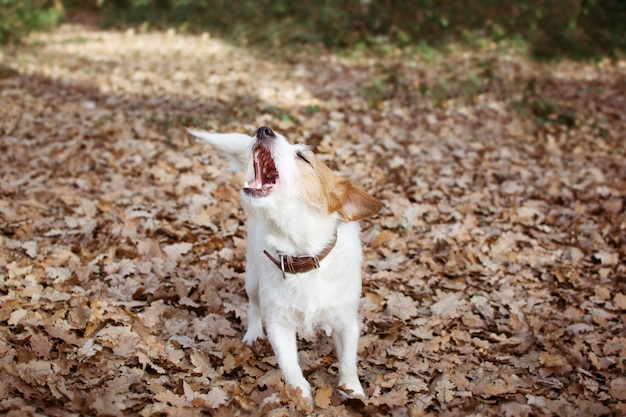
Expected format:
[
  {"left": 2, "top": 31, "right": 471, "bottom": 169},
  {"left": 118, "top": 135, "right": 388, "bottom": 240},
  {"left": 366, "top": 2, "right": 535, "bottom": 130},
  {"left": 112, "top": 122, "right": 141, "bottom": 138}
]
[{"left": 2, "top": 0, "right": 625, "bottom": 60}]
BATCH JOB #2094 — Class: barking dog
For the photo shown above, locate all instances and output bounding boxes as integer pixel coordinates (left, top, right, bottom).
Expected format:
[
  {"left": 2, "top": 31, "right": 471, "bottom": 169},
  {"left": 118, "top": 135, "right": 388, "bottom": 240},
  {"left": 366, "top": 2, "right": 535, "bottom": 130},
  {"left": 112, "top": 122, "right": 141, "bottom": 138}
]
[{"left": 187, "top": 125, "right": 381, "bottom": 403}]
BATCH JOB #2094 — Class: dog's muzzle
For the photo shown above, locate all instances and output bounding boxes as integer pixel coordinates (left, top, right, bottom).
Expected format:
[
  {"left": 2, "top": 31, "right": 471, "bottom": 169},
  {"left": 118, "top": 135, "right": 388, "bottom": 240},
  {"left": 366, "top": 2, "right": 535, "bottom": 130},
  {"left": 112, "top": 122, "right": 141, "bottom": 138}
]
[{"left": 257, "top": 125, "right": 275, "bottom": 139}]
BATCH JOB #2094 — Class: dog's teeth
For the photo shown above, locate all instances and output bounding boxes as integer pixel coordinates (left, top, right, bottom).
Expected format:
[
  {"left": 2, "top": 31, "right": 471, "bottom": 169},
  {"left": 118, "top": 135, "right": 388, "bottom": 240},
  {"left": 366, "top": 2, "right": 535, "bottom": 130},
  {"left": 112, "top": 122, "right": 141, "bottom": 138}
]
[{"left": 244, "top": 181, "right": 250, "bottom": 188}]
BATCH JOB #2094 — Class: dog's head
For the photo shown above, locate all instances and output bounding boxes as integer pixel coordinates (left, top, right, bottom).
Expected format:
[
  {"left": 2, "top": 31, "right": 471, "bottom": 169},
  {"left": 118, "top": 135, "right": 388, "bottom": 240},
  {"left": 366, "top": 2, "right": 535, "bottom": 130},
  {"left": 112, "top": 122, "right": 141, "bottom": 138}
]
[{"left": 243, "top": 126, "right": 381, "bottom": 222}]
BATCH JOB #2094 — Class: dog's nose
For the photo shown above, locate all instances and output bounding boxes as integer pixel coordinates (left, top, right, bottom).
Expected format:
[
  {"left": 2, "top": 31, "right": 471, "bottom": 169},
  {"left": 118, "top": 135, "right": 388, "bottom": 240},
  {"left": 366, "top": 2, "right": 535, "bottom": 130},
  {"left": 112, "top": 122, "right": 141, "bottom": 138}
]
[{"left": 257, "top": 126, "right": 275, "bottom": 139}]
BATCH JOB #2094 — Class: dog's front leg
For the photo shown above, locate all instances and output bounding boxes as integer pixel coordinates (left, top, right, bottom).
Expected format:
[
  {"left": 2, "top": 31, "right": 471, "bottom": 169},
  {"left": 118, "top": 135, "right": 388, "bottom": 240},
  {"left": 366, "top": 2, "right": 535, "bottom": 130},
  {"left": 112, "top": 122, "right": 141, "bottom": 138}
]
[
  {"left": 243, "top": 272, "right": 265, "bottom": 345},
  {"left": 332, "top": 318, "right": 365, "bottom": 398},
  {"left": 265, "top": 319, "right": 313, "bottom": 403},
  {"left": 242, "top": 300, "right": 265, "bottom": 345}
]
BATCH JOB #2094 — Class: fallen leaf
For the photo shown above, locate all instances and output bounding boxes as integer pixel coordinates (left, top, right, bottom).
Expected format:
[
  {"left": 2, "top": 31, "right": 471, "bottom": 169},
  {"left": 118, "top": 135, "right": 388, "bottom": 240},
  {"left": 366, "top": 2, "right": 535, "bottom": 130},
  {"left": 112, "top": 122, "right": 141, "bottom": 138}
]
[
  {"left": 593, "top": 251, "right": 618, "bottom": 266},
  {"left": 203, "top": 387, "right": 230, "bottom": 408},
  {"left": 431, "top": 292, "right": 465, "bottom": 318},
  {"left": 613, "top": 293, "right": 626, "bottom": 310},
  {"left": 163, "top": 242, "right": 193, "bottom": 261},
  {"left": 435, "top": 375, "right": 456, "bottom": 404},
  {"left": 610, "top": 378, "right": 626, "bottom": 401},
  {"left": 314, "top": 386, "right": 333, "bottom": 409},
  {"left": 386, "top": 292, "right": 418, "bottom": 321}
]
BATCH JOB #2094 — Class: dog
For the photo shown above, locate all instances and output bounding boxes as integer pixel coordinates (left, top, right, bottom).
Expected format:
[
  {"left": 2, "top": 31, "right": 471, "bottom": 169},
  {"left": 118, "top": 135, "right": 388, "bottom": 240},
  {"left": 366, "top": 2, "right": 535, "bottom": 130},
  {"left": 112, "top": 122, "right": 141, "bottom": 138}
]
[{"left": 187, "top": 125, "right": 381, "bottom": 403}]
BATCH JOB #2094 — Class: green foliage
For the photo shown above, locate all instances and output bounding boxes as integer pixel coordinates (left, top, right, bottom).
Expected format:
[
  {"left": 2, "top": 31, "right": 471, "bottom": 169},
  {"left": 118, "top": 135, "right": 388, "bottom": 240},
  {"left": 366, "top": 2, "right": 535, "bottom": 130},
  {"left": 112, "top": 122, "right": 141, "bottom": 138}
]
[
  {"left": 4, "top": 0, "right": 624, "bottom": 59},
  {"left": 519, "top": 78, "right": 578, "bottom": 129},
  {"left": 95, "top": 0, "right": 625, "bottom": 60},
  {"left": 0, "top": 0, "right": 61, "bottom": 44}
]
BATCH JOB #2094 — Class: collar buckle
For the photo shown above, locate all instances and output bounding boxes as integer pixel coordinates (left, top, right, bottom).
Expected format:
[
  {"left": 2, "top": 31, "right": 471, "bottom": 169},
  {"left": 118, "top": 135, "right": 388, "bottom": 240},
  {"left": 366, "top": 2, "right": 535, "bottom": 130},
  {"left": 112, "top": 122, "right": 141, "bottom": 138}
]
[{"left": 263, "top": 232, "right": 336, "bottom": 279}]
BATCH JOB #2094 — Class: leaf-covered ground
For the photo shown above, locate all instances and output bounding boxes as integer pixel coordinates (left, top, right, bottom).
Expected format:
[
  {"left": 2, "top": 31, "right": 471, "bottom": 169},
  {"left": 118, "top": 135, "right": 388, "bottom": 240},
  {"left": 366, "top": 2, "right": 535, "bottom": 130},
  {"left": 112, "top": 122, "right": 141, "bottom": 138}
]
[{"left": 1, "top": 25, "right": 625, "bottom": 416}]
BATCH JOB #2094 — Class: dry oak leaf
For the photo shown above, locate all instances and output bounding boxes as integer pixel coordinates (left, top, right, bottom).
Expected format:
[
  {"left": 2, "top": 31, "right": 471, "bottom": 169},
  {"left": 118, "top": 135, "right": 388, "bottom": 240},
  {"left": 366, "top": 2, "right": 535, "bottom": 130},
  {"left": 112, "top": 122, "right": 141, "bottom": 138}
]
[
  {"left": 401, "top": 375, "right": 429, "bottom": 393},
  {"left": 372, "top": 230, "right": 395, "bottom": 250},
  {"left": 8, "top": 309, "right": 28, "bottom": 326},
  {"left": 610, "top": 377, "right": 626, "bottom": 401},
  {"left": 259, "top": 392, "right": 282, "bottom": 410},
  {"left": 257, "top": 369, "right": 284, "bottom": 390},
  {"left": 200, "top": 387, "right": 230, "bottom": 409},
  {"left": 431, "top": 291, "right": 465, "bottom": 318},
  {"left": 593, "top": 250, "right": 618, "bottom": 266},
  {"left": 613, "top": 293, "right": 626, "bottom": 310},
  {"left": 314, "top": 386, "right": 333, "bottom": 409},
  {"left": 137, "top": 237, "right": 165, "bottom": 259},
  {"left": 281, "top": 384, "right": 313, "bottom": 414},
  {"left": 594, "top": 285, "right": 611, "bottom": 300},
  {"left": 191, "top": 313, "right": 238, "bottom": 339},
  {"left": 22, "top": 240, "right": 37, "bottom": 258},
  {"left": 213, "top": 184, "right": 239, "bottom": 201},
  {"left": 435, "top": 375, "right": 456, "bottom": 404},
  {"left": 475, "top": 379, "right": 515, "bottom": 398},
  {"left": 164, "top": 242, "right": 193, "bottom": 261},
  {"left": 386, "top": 292, "right": 418, "bottom": 321},
  {"left": 29, "top": 332, "right": 53, "bottom": 359},
  {"left": 16, "top": 360, "right": 60, "bottom": 387},
  {"left": 602, "top": 337, "right": 626, "bottom": 356},
  {"left": 501, "top": 401, "right": 533, "bottom": 417},
  {"left": 367, "top": 386, "right": 409, "bottom": 408},
  {"left": 154, "top": 390, "right": 188, "bottom": 408},
  {"left": 563, "top": 246, "right": 585, "bottom": 264},
  {"left": 190, "top": 350, "right": 219, "bottom": 377},
  {"left": 539, "top": 351, "right": 569, "bottom": 368}
]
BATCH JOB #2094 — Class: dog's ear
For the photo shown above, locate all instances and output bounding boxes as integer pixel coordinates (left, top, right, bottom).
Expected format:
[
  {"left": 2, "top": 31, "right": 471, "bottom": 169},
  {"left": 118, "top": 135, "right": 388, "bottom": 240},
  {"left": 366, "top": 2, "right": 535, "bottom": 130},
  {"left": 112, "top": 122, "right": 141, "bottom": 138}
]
[
  {"left": 333, "top": 181, "right": 382, "bottom": 222},
  {"left": 186, "top": 127, "right": 254, "bottom": 171}
]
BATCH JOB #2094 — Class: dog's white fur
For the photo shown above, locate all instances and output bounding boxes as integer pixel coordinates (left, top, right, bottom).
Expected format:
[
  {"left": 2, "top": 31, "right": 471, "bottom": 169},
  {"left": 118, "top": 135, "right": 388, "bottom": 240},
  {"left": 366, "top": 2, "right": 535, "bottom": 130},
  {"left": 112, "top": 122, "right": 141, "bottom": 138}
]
[{"left": 187, "top": 126, "right": 381, "bottom": 403}]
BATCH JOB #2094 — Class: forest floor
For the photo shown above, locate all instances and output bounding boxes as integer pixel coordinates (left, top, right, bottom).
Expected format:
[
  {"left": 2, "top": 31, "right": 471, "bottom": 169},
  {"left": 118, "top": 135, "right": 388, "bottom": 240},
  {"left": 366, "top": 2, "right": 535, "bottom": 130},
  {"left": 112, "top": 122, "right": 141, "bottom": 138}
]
[{"left": 0, "top": 24, "right": 625, "bottom": 416}]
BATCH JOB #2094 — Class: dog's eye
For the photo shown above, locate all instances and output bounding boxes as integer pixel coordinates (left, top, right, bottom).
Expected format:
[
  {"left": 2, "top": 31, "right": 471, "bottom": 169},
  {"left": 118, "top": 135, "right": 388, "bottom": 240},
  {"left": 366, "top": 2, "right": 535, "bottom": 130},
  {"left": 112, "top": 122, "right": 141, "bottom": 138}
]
[{"left": 297, "top": 152, "right": 311, "bottom": 165}]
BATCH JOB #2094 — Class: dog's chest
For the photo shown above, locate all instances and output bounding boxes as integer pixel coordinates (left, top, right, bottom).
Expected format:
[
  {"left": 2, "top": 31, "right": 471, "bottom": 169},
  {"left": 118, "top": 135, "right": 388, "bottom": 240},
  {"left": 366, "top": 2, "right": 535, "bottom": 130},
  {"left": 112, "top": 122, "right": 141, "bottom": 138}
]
[
  {"left": 247, "top": 221, "right": 363, "bottom": 331},
  {"left": 261, "top": 267, "right": 358, "bottom": 331},
  {"left": 269, "top": 269, "right": 343, "bottom": 308},
  {"left": 266, "top": 273, "right": 336, "bottom": 332}
]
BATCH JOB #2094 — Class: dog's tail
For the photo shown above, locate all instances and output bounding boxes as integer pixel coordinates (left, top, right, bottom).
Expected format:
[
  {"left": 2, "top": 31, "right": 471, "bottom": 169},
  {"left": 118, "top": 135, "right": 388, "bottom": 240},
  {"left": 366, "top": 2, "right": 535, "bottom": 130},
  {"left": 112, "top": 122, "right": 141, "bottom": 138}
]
[{"left": 186, "top": 127, "right": 254, "bottom": 171}]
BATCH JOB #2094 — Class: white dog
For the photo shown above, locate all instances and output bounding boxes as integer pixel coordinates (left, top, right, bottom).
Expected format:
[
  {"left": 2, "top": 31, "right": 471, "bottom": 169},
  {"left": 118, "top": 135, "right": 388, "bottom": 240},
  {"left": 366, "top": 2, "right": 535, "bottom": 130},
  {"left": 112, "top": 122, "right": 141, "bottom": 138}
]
[{"left": 187, "top": 125, "right": 381, "bottom": 403}]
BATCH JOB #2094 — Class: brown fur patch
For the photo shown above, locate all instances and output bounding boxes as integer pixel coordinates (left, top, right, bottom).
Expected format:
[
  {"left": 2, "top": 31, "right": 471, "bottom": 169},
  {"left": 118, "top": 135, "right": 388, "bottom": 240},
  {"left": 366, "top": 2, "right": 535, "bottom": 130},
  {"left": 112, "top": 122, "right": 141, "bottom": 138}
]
[{"left": 297, "top": 153, "right": 381, "bottom": 222}]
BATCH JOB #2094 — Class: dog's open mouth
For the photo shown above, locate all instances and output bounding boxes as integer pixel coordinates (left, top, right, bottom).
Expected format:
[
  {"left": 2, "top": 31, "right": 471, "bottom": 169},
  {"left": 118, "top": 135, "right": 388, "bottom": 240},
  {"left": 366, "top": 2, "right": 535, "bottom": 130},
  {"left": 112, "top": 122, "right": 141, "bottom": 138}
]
[{"left": 243, "top": 146, "right": 279, "bottom": 197}]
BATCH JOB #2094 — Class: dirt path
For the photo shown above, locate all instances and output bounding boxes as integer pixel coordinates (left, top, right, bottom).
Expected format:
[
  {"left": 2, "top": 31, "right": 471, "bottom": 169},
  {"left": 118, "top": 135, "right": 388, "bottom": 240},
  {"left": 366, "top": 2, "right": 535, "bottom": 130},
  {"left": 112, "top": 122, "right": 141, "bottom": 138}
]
[{"left": 1, "top": 24, "right": 625, "bottom": 416}]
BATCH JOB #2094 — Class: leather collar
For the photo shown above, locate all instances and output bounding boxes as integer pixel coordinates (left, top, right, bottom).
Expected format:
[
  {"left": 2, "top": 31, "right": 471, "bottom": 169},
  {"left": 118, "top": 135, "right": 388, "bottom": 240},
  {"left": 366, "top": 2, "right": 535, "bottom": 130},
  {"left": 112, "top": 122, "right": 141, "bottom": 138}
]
[{"left": 263, "top": 233, "right": 337, "bottom": 278}]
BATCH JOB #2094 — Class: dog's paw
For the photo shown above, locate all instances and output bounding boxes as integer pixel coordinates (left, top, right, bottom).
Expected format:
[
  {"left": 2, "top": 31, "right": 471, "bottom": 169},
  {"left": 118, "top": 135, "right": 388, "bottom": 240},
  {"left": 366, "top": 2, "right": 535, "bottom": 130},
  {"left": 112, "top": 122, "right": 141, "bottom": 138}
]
[
  {"left": 338, "top": 381, "right": 365, "bottom": 400},
  {"left": 242, "top": 328, "right": 266, "bottom": 346}
]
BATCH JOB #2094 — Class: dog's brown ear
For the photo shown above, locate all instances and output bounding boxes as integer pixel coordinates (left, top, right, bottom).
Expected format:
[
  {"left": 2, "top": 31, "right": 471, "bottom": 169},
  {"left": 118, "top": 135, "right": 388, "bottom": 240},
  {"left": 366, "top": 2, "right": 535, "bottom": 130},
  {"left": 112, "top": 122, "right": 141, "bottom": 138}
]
[{"left": 333, "top": 181, "right": 382, "bottom": 222}]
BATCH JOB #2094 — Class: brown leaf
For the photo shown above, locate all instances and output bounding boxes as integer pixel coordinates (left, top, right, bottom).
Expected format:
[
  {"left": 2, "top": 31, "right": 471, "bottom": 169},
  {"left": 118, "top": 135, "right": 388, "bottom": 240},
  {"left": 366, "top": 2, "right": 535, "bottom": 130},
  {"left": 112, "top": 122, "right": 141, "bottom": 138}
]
[
  {"left": 154, "top": 390, "right": 188, "bottom": 408},
  {"left": 213, "top": 184, "right": 239, "bottom": 201},
  {"left": 203, "top": 387, "right": 230, "bottom": 408},
  {"left": 593, "top": 250, "right": 618, "bottom": 266},
  {"left": 163, "top": 242, "right": 193, "bottom": 261},
  {"left": 435, "top": 375, "right": 456, "bottom": 404},
  {"left": 431, "top": 291, "right": 465, "bottom": 318},
  {"left": 613, "top": 293, "right": 626, "bottom": 310},
  {"left": 29, "top": 333, "right": 53, "bottom": 359},
  {"left": 610, "top": 377, "right": 626, "bottom": 401},
  {"left": 386, "top": 292, "right": 418, "bottom": 321},
  {"left": 281, "top": 385, "right": 313, "bottom": 414},
  {"left": 372, "top": 230, "right": 395, "bottom": 250},
  {"left": 314, "top": 386, "right": 333, "bottom": 409}
]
